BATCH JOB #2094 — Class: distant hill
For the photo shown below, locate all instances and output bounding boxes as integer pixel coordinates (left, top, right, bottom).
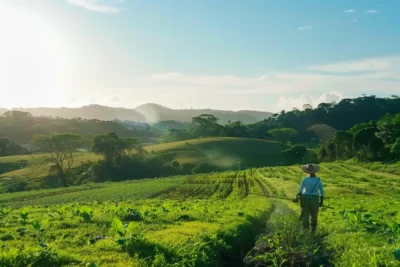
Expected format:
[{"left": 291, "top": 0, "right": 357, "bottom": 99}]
[
  {"left": 1, "top": 103, "right": 272, "bottom": 124},
  {"left": 0, "top": 112, "right": 154, "bottom": 144}
]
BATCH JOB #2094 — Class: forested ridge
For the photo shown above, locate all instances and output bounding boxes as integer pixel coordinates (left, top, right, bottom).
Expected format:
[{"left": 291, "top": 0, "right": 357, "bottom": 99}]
[
  {"left": 247, "top": 95, "right": 400, "bottom": 140},
  {"left": 0, "top": 110, "right": 155, "bottom": 145},
  {"left": 1, "top": 103, "right": 272, "bottom": 124},
  {"left": 161, "top": 95, "right": 400, "bottom": 143}
]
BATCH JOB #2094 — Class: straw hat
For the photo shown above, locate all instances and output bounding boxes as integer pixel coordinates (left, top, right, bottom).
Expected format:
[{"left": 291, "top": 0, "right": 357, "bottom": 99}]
[{"left": 302, "top": 163, "right": 320, "bottom": 174}]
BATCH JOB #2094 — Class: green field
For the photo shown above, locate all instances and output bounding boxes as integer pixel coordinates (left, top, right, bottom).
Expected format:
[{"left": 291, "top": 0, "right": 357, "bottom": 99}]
[
  {"left": 145, "top": 137, "right": 289, "bottom": 167},
  {"left": 0, "top": 138, "right": 306, "bottom": 191},
  {"left": 1, "top": 162, "right": 400, "bottom": 266}
]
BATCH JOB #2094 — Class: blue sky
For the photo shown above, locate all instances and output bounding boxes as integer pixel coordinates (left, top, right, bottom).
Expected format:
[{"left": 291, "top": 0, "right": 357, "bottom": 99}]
[{"left": 1, "top": 0, "right": 399, "bottom": 111}]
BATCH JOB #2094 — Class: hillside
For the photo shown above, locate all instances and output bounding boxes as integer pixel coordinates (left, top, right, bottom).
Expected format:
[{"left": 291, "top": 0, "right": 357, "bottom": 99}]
[
  {"left": 0, "top": 137, "right": 311, "bottom": 192},
  {"left": 1, "top": 103, "right": 272, "bottom": 124},
  {"left": 0, "top": 112, "right": 155, "bottom": 144},
  {"left": 0, "top": 153, "right": 101, "bottom": 191},
  {"left": 146, "top": 137, "right": 288, "bottom": 168}
]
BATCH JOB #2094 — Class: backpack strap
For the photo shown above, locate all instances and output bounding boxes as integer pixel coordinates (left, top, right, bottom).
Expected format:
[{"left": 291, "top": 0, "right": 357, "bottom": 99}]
[{"left": 308, "top": 178, "right": 320, "bottom": 196}]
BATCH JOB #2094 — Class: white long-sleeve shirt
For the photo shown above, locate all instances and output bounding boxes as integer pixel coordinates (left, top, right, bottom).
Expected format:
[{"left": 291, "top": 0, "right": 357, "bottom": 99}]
[{"left": 298, "top": 177, "right": 324, "bottom": 196}]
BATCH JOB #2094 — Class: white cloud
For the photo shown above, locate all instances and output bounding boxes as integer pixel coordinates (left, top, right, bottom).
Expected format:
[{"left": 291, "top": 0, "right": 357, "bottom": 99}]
[
  {"left": 364, "top": 10, "right": 380, "bottom": 14},
  {"left": 108, "top": 95, "right": 121, "bottom": 102},
  {"left": 111, "top": 55, "right": 400, "bottom": 112},
  {"left": 298, "top": 26, "right": 313, "bottom": 31},
  {"left": 276, "top": 92, "right": 344, "bottom": 111},
  {"left": 345, "top": 9, "right": 355, "bottom": 13},
  {"left": 127, "top": 72, "right": 324, "bottom": 95},
  {"left": 67, "top": 0, "right": 125, "bottom": 13},
  {"left": 309, "top": 55, "right": 400, "bottom": 73}
]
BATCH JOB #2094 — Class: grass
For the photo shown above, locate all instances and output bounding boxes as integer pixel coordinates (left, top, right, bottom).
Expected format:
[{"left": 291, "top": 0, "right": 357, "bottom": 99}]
[
  {"left": 0, "top": 171, "right": 273, "bottom": 266},
  {"left": 0, "top": 162, "right": 400, "bottom": 266}
]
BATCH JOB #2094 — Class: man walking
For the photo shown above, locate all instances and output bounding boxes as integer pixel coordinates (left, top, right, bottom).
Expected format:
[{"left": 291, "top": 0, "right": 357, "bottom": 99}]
[{"left": 294, "top": 163, "right": 325, "bottom": 232}]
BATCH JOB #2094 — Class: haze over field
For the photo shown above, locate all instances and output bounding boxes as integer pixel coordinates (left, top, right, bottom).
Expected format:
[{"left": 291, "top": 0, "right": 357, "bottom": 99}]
[{"left": 1, "top": 0, "right": 399, "bottom": 112}]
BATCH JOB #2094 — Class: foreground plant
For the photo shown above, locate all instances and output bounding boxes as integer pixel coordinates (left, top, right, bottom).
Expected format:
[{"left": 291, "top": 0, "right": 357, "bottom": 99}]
[{"left": 111, "top": 218, "right": 139, "bottom": 250}]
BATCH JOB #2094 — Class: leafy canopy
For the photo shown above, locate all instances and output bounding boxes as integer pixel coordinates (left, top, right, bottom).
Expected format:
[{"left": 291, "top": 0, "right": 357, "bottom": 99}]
[
  {"left": 268, "top": 128, "right": 298, "bottom": 146},
  {"left": 92, "top": 132, "right": 139, "bottom": 162}
]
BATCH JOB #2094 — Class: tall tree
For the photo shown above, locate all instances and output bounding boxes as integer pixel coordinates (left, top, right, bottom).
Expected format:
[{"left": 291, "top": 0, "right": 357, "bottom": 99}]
[
  {"left": 353, "top": 127, "right": 383, "bottom": 161},
  {"left": 348, "top": 121, "right": 376, "bottom": 136},
  {"left": 376, "top": 113, "right": 400, "bottom": 145},
  {"left": 303, "top": 104, "right": 313, "bottom": 111},
  {"left": 92, "top": 132, "right": 140, "bottom": 163},
  {"left": 268, "top": 128, "right": 298, "bottom": 146},
  {"left": 332, "top": 131, "right": 353, "bottom": 160},
  {"left": 221, "top": 121, "right": 248, "bottom": 137},
  {"left": 391, "top": 137, "right": 400, "bottom": 159},
  {"left": 190, "top": 114, "right": 221, "bottom": 137},
  {"left": 282, "top": 145, "right": 307, "bottom": 165},
  {"left": 3, "top": 110, "right": 32, "bottom": 119},
  {"left": 32, "top": 133, "right": 83, "bottom": 187}
]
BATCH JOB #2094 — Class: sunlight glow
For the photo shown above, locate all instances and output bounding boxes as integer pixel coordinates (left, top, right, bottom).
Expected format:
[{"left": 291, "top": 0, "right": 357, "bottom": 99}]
[{"left": 0, "top": 3, "right": 72, "bottom": 108}]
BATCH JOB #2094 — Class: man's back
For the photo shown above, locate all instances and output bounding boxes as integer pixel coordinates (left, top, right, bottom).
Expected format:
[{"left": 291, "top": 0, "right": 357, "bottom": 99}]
[{"left": 299, "top": 177, "right": 324, "bottom": 196}]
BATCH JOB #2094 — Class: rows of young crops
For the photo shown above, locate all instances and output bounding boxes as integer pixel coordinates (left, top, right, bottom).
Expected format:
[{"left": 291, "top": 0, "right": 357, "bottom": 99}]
[
  {"left": 0, "top": 170, "right": 277, "bottom": 266},
  {"left": 254, "top": 163, "right": 400, "bottom": 266},
  {"left": 1, "top": 163, "right": 400, "bottom": 266},
  {"left": 0, "top": 176, "right": 189, "bottom": 208}
]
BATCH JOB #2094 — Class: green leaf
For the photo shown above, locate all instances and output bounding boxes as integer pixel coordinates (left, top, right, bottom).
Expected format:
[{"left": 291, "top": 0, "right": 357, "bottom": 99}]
[
  {"left": 111, "top": 218, "right": 125, "bottom": 236},
  {"left": 80, "top": 206, "right": 93, "bottom": 214},
  {"left": 397, "top": 212, "right": 400, "bottom": 223},
  {"left": 20, "top": 210, "right": 29, "bottom": 220},
  {"left": 62, "top": 233, "right": 70, "bottom": 239},
  {"left": 125, "top": 222, "right": 138, "bottom": 235},
  {"left": 32, "top": 222, "right": 41, "bottom": 231},
  {"left": 116, "top": 238, "right": 128, "bottom": 245},
  {"left": 117, "top": 230, "right": 125, "bottom": 237},
  {"left": 80, "top": 212, "right": 92, "bottom": 222},
  {"left": 388, "top": 238, "right": 395, "bottom": 245},
  {"left": 393, "top": 249, "right": 400, "bottom": 261}
]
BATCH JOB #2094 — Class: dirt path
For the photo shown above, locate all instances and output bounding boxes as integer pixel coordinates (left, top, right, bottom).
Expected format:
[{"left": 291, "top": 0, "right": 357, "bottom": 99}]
[{"left": 243, "top": 199, "right": 334, "bottom": 267}]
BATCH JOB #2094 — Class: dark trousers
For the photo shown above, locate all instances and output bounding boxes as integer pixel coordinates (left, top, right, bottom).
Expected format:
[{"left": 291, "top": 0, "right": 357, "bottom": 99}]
[{"left": 299, "top": 195, "right": 320, "bottom": 231}]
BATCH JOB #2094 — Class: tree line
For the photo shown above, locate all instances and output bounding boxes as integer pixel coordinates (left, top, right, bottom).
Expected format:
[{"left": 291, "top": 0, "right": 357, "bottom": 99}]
[
  {"left": 22, "top": 132, "right": 215, "bottom": 189},
  {"left": 161, "top": 95, "right": 400, "bottom": 144},
  {"left": 318, "top": 112, "right": 400, "bottom": 162}
]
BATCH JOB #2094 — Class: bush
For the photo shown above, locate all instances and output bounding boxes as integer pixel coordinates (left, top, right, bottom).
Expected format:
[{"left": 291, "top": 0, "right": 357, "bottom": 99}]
[
  {"left": 1, "top": 177, "right": 37, "bottom": 193},
  {"left": 0, "top": 160, "right": 29, "bottom": 175},
  {"left": 192, "top": 163, "right": 221, "bottom": 174},
  {"left": 92, "top": 155, "right": 166, "bottom": 182},
  {"left": 282, "top": 145, "right": 307, "bottom": 165}
]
